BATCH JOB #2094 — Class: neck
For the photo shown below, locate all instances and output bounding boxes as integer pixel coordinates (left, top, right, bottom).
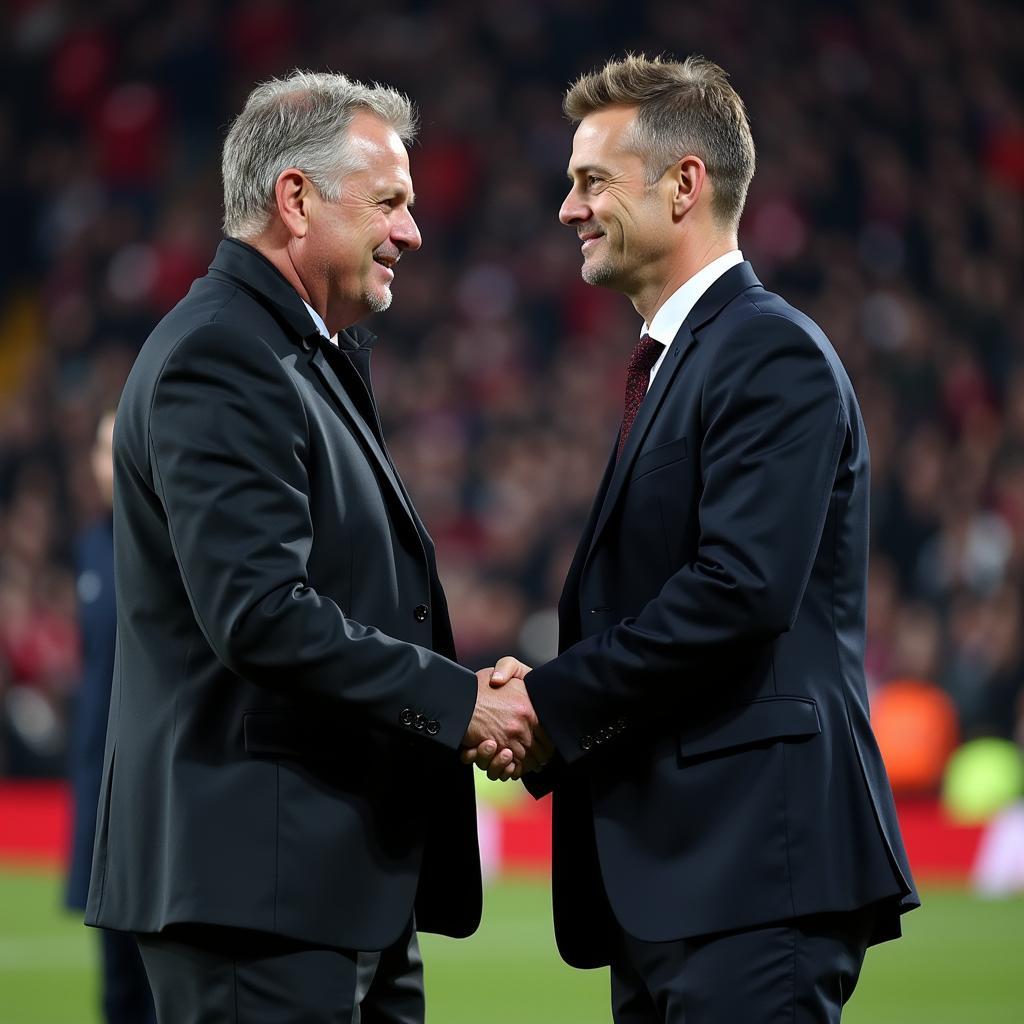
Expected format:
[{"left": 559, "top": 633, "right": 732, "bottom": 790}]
[{"left": 631, "top": 233, "right": 738, "bottom": 325}]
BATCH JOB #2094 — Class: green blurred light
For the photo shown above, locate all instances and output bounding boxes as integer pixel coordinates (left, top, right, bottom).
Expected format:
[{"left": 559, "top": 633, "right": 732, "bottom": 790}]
[{"left": 942, "top": 738, "right": 1024, "bottom": 824}]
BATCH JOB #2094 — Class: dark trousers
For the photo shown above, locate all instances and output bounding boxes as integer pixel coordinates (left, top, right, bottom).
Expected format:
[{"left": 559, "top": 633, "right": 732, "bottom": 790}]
[
  {"left": 611, "top": 906, "right": 877, "bottom": 1024},
  {"left": 136, "top": 918, "right": 423, "bottom": 1024},
  {"left": 100, "top": 927, "right": 157, "bottom": 1024}
]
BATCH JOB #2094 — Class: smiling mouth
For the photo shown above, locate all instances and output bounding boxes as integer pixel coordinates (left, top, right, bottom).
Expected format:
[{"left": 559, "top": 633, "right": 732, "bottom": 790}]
[
  {"left": 373, "top": 254, "right": 399, "bottom": 271},
  {"left": 579, "top": 232, "right": 604, "bottom": 251}
]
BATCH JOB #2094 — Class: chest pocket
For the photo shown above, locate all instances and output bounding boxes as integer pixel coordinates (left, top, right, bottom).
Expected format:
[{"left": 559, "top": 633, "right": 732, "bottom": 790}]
[{"left": 632, "top": 436, "right": 688, "bottom": 481}]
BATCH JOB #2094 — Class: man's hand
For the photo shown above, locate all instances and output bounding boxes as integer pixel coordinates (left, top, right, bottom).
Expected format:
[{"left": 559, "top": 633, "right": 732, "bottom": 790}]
[{"left": 461, "top": 658, "right": 554, "bottom": 780}]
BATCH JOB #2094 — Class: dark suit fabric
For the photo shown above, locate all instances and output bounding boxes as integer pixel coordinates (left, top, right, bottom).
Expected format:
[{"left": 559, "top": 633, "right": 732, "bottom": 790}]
[
  {"left": 611, "top": 905, "right": 877, "bottom": 1024},
  {"left": 524, "top": 263, "right": 919, "bottom": 972},
  {"left": 66, "top": 519, "right": 156, "bottom": 1024},
  {"left": 137, "top": 918, "right": 424, "bottom": 1024},
  {"left": 85, "top": 239, "right": 482, "bottom": 955}
]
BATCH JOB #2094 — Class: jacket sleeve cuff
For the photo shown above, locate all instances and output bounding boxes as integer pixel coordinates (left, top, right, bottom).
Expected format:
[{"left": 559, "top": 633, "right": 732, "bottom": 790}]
[
  {"left": 525, "top": 658, "right": 633, "bottom": 767},
  {"left": 395, "top": 660, "right": 478, "bottom": 753}
]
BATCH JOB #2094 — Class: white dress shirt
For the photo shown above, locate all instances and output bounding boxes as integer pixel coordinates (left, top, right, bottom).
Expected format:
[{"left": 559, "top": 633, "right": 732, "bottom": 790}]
[
  {"left": 302, "top": 300, "right": 337, "bottom": 346},
  {"left": 643, "top": 250, "right": 744, "bottom": 389}
]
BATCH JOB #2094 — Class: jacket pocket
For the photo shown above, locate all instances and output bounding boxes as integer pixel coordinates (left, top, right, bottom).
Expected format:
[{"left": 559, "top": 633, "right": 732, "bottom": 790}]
[
  {"left": 678, "top": 695, "right": 820, "bottom": 761},
  {"left": 633, "top": 436, "right": 688, "bottom": 481}
]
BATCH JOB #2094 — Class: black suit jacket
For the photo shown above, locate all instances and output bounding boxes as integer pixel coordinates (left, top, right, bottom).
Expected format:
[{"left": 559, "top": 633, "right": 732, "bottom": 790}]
[
  {"left": 85, "top": 239, "right": 482, "bottom": 951},
  {"left": 525, "top": 262, "right": 919, "bottom": 968}
]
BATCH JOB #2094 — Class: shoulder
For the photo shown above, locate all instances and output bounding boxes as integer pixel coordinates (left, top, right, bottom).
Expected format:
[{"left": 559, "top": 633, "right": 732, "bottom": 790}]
[
  {"left": 709, "top": 287, "right": 851, "bottom": 399},
  {"left": 131, "top": 288, "right": 299, "bottom": 413},
  {"left": 129, "top": 272, "right": 296, "bottom": 392},
  {"left": 723, "top": 287, "right": 829, "bottom": 349},
  {"left": 144, "top": 299, "right": 310, "bottom": 455}
]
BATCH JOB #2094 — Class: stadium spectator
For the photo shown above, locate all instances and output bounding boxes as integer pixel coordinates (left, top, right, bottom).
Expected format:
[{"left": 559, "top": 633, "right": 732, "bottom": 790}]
[{"left": 0, "top": 1, "right": 1021, "bottom": 795}]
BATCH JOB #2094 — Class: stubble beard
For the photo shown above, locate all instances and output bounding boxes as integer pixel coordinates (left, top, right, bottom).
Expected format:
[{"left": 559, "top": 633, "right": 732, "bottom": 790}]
[
  {"left": 364, "top": 285, "right": 392, "bottom": 314},
  {"left": 366, "top": 243, "right": 400, "bottom": 314},
  {"left": 581, "top": 252, "right": 623, "bottom": 290}
]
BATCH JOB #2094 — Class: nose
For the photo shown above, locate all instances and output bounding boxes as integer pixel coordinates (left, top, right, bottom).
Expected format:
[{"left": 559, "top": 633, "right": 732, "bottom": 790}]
[
  {"left": 559, "top": 187, "right": 589, "bottom": 226},
  {"left": 393, "top": 208, "right": 422, "bottom": 252}
]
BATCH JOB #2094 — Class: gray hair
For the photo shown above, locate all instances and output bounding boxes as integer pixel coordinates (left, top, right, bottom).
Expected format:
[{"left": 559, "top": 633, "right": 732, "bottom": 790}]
[
  {"left": 565, "top": 54, "right": 755, "bottom": 229},
  {"left": 221, "top": 70, "right": 418, "bottom": 239}
]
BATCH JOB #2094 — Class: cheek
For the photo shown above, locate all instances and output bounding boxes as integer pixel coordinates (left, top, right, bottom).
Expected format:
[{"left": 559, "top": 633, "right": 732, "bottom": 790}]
[
  {"left": 360, "top": 212, "right": 390, "bottom": 246},
  {"left": 598, "top": 194, "right": 640, "bottom": 238}
]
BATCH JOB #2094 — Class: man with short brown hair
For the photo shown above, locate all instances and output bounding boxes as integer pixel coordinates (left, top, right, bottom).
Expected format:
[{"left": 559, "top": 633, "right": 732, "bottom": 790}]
[{"left": 473, "top": 54, "right": 918, "bottom": 1023}]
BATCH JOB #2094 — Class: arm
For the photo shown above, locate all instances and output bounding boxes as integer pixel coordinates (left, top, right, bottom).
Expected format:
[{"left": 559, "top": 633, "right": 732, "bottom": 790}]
[
  {"left": 525, "top": 315, "right": 849, "bottom": 765},
  {"left": 147, "top": 323, "right": 477, "bottom": 749}
]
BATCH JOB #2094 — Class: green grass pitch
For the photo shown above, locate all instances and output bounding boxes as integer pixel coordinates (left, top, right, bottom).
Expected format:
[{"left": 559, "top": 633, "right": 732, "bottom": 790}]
[{"left": 0, "top": 867, "right": 1020, "bottom": 1022}]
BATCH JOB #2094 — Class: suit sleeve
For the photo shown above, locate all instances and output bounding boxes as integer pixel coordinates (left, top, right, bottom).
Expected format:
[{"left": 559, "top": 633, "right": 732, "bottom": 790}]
[
  {"left": 525, "top": 314, "right": 848, "bottom": 765},
  {"left": 147, "top": 323, "right": 477, "bottom": 751}
]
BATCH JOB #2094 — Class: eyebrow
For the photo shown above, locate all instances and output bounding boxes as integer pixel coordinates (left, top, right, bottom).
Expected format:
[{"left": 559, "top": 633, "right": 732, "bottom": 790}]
[{"left": 566, "top": 164, "right": 613, "bottom": 182}]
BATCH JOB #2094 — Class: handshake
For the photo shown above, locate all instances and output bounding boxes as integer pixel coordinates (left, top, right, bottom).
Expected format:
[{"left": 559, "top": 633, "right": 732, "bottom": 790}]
[{"left": 460, "top": 657, "right": 554, "bottom": 781}]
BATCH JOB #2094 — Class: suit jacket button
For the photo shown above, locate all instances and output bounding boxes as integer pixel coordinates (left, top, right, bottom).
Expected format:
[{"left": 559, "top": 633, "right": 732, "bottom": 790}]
[
  {"left": 300, "top": 336, "right": 314, "bottom": 352},
  {"left": 399, "top": 708, "right": 414, "bottom": 726},
  {"left": 426, "top": 720, "right": 440, "bottom": 735},
  {"left": 414, "top": 713, "right": 427, "bottom": 730},
  {"left": 414, "top": 604, "right": 429, "bottom": 623},
  {"left": 581, "top": 735, "right": 592, "bottom": 751}
]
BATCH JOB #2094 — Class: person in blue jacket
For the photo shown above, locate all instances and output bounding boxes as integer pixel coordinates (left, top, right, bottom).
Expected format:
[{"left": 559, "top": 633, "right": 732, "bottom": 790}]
[{"left": 66, "top": 410, "right": 155, "bottom": 1024}]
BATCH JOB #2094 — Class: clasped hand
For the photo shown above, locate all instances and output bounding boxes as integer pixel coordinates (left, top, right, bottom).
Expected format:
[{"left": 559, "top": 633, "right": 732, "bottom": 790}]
[{"left": 461, "top": 657, "right": 554, "bottom": 781}]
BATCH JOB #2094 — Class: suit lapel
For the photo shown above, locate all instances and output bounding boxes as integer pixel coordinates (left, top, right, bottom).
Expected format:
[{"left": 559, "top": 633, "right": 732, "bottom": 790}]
[
  {"left": 206, "top": 241, "right": 427, "bottom": 548},
  {"left": 582, "top": 261, "right": 763, "bottom": 569},
  {"left": 309, "top": 346, "right": 419, "bottom": 532}
]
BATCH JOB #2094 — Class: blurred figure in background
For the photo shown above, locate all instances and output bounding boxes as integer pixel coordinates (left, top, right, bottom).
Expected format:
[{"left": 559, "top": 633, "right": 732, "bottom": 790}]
[{"left": 65, "top": 410, "right": 155, "bottom": 1024}]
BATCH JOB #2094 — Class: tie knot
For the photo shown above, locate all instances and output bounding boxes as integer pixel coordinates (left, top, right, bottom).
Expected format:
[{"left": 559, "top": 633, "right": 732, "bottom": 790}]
[{"left": 628, "top": 334, "right": 663, "bottom": 376}]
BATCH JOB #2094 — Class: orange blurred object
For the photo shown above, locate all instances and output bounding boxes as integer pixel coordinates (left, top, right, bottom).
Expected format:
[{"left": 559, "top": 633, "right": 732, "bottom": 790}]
[{"left": 872, "top": 679, "right": 960, "bottom": 795}]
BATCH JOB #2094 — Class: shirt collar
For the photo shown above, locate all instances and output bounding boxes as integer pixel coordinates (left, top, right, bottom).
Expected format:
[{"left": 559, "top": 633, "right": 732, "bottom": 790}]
[
  {"left": 302, "top": 300, "right": 335, "bottom": 345},
  {"left": 643, "top": 250, "right": 744, "bottom": 344}
]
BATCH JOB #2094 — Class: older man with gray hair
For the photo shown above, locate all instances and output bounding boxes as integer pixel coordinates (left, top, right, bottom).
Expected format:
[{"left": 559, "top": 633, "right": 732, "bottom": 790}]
[{"left": 85, "top": 70, "right": 545, "bottom": 1023}]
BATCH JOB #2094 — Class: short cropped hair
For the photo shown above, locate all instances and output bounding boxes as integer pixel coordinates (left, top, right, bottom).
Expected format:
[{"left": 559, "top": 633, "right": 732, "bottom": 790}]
[
  {"left": 222, "top": 70, "right": 418, "bottom": 239},
  {"left": 564, "top": 54, "right": 755, "bottom": 227}
]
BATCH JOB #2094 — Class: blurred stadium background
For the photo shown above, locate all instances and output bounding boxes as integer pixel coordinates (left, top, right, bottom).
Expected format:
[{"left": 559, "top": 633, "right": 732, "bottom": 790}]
[{"left": 1, "top": 0, "right": 1022, "bottom": 1021}]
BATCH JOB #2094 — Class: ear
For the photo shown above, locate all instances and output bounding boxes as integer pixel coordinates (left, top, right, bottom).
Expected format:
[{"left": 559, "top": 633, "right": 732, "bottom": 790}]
[
  {"left": 669, "top": 155, "right": 707, "bottom": 218},
  {"left": 274, "top": 168, "right": 315, "bottom": 239}
]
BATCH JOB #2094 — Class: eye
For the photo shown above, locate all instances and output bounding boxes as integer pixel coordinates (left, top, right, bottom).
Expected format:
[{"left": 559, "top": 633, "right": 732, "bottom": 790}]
[
  {"left": 378, "top": 194, "right": 407, "bottom": 211},
  {"left": 586, "top": 175, "right": 604, "bottom": 190}
]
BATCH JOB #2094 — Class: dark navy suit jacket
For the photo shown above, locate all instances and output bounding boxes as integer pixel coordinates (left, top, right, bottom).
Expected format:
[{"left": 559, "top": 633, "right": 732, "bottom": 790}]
[
  {"left": 66, "top": 518, "right": 116, "bottom": 911},
  {"left": 525, "top": 262, "right": 919, "bottom": 968}
]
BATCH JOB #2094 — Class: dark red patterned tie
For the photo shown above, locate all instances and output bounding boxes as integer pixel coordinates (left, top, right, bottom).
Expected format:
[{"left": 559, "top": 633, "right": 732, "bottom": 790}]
[{"left": 617, "top": 334, "right": 664, "bottom": 461}]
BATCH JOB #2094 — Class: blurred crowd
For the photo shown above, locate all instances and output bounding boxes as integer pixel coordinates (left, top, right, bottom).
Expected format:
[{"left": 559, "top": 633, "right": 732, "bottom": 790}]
[{"left": 1, "top": 0, "right": 1022, "bottom": 787}]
